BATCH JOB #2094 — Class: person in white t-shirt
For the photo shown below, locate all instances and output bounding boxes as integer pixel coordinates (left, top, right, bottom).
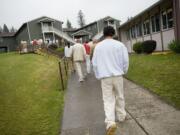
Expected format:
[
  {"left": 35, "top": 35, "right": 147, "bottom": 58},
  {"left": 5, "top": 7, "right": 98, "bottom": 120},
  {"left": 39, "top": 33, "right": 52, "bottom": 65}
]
[
  {"left": 64, "top": 43, "right": 74, "bottom": 72},
  {"left": 92, "top": 26, "right": 129, "bottom": 135},
  {"left": 64, "top": 43, "right": 73, "bottom": 58}
]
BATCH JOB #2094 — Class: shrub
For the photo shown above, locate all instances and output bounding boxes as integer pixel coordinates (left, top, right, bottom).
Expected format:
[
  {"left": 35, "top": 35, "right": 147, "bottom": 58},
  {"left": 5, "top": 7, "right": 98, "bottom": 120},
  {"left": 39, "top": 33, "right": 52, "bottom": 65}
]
[
  {"left": 48, "top": 44, "right": 58, "bottom": 50},
  {"left": 56, "top": 47, "right": 64, "bottom": 53},
  {"left": 168, "top": 40, "right": 180, "bottom": 53},
  {"left": 133, "top": 42, "right": 142, "bottom": 54},
  {"left": 142, "top": 40, "right": 156, "bottom": 54}
]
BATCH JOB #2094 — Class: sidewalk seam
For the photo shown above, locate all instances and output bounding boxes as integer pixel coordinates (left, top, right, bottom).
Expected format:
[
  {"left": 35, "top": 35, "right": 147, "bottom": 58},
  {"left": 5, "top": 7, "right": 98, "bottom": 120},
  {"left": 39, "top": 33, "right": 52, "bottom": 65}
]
[{"left": 126, "top": 109, "right": 149, "bottom": 135}]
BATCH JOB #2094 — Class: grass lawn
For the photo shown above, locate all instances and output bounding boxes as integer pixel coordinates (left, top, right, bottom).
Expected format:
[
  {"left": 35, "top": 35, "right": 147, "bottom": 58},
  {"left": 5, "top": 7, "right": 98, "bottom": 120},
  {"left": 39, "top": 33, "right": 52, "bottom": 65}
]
[
  {"left": 126, "top": 53, "right": 180, "bottom": 109},
  {"left": 0, "top": 53, "right": 64, "bottom": 135}
]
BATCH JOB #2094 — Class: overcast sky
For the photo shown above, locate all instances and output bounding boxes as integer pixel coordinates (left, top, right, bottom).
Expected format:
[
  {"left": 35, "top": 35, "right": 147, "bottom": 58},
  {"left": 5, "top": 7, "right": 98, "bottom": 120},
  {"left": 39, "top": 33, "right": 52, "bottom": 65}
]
[{"left": 0, "top": 0, "right": 159, "bottom": 30}]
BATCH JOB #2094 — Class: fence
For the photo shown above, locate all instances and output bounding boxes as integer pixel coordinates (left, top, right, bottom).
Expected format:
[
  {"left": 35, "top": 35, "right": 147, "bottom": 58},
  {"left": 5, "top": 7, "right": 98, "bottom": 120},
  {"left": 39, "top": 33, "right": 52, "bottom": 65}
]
[
  {"left": 58, "top": 57, "right": 73, "bottom": 91},
  {"left": 19, "top": 44, "right": 70, "bottom": 91}
]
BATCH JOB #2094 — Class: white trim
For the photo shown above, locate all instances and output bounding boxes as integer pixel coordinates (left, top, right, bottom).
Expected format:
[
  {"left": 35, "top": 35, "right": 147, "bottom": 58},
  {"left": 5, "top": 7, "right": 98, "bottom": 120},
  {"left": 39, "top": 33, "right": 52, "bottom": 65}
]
[
  {"left": 52, "top": 22, "right": 56, "bottom": 43},
  {"left": 41, "top": 22, "right": 46, "bottom": 43}
]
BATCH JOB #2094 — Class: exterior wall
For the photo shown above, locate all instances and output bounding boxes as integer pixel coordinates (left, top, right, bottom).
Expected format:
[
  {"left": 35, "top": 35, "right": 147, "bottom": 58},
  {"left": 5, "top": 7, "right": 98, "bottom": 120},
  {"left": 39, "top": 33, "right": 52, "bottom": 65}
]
[
  {"left": 119, "top": 0, "right": 174, "bottom": 53},
  {"left": 28, "top": 20, "right": 43, "bottom": 41},
  {"left": 84, "top": 23, "right": 98, "bottom": 37},
  {"left": 119, "top": 28, "right": 133, "bottom": 52},
  {"left": 123, "top": 41, "right": 132, "bottom": 53},
  {"left": 131, "top": 39, "right": 137, "bottom": 47},
  {"left": 162, "top": 29, "right": 175, "bottom": 50},
  {"left": 144, "top": 35, "right": 151, "bottom": 41},
  {"left": 0, "top": 37, "right": 17, "bottom": 51},
  {"left": 16, "top": 25, "right": 30, "bottom": 46},
  {"left": 97, "top": 20, "right": 105, "bottom": 32},
  {"left": 152, "top": 33, "right": 162, "bottom": 51},
  {"left": 53, "top": 21, "right": 62, "bottom": 31},
  {"left": 137, "top": 37, "right": 143, "bottom": 42}
]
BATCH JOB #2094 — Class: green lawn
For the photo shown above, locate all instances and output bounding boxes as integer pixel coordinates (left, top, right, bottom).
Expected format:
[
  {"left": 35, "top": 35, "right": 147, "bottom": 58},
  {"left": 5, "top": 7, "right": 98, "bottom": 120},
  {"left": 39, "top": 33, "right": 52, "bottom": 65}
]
[
  {"left": 126, "top": 53, "right": 180, "bottom": 109},
  {"left": 0, "top": 53, "right": 64, "bottom": 135}
]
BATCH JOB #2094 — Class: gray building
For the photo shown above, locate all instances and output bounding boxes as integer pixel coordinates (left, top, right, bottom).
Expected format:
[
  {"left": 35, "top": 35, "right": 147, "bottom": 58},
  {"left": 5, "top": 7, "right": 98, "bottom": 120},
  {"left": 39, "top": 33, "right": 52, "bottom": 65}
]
[
  {"left": 119, "top": 0, "right": 180, "bottom": 53},
  {"left": 0, "top": 16, "right": 75, "bottom": 53},
  {"left": 69, "top": 16, "right": 120, "bottom": 42},
  {"left": 0, "top": 33, "right": 16, "bottom": 52}
]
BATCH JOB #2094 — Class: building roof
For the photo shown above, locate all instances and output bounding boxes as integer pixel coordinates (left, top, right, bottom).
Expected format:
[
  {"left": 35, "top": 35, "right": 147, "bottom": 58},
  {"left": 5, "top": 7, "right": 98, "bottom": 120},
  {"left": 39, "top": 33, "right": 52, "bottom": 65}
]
[
  {"left": 29, "top": 16, "right": 63, "bottom": 24},
  {"left": 75, "top": 16, "right": 120, "bottom": 32},
  {"left": 119, "top": 0, "right": 164, "bottom": 28},
  {"left": 72, "top": 30, "right": 92, "bottom": 36},
  {"left": 0, "top": 32, "right": 16, "bottom": 37},
  {"left": 15, "top": 16, "right": 64, "bottom": 36}
]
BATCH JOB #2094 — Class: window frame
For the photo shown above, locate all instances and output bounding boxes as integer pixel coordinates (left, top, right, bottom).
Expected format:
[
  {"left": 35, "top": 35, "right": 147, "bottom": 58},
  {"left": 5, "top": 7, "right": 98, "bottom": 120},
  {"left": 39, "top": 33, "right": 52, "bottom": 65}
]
[{"left": 161, "top": 8, "right": 173, "bottom": 30}]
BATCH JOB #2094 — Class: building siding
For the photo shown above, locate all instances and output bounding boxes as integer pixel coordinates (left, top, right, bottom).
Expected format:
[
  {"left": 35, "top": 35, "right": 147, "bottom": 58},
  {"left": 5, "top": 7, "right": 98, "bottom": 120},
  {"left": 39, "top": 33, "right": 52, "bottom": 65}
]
[
  {"left": 16, "top": 25, "right": 30, "bottom": 46},
  {"left": 118, "top": 0, "right": 176, "bottom": 53},
  {"left": 0, "top": 37, "right": 17, "bottom": 52},
  {"left": 28, "top": 20, "right": 42, "bottom": 41}
]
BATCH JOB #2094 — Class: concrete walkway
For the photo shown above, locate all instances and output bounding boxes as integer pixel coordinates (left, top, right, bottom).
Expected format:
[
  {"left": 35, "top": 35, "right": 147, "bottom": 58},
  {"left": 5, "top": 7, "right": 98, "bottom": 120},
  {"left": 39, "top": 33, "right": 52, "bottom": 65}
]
[{"left": 60, "top": 73, "right": 180, "bottom": 135}]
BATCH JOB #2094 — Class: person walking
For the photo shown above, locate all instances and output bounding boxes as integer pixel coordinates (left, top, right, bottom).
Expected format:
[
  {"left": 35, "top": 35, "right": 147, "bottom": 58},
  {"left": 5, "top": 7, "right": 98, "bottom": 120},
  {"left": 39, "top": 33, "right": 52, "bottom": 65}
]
[
  {"left": 64, "top": 43, "right": 73, "bottom": 58},
  {"left": 83, "top": 41, "right": 91, "bottom": 74},
  {"left": 64, "top": 43, "right": 74, "bottom": 72},
  {"left": 92, "top": 26, "right": 129, "bottom": 135},
  {"left": 72, "top": 39, "right": 86, "bottom": 82}
]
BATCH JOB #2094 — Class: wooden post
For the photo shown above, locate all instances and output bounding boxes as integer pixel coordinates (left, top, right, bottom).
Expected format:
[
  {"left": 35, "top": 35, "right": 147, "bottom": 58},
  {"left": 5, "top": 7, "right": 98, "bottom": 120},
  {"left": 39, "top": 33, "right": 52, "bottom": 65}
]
[
  {"left": 58, "top": 61, "right": 64, "bottom": 91},
  {"left": 63, "top": 59, "right": 68, "bottom": 77}
]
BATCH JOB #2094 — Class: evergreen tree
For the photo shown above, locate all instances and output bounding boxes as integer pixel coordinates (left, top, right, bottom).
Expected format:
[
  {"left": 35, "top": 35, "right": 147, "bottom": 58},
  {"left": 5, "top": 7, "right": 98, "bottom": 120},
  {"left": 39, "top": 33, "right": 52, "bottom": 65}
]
[
  {"left": 10, "top": 26, "right": 15, "bottom": 32},
  {"left": 0, "top": 26, "right": 2, "bottom": 33},
  {"left": 77, "top": 10, "right": 86, "bottom": 28},
  {"left": 66, "top": 19, "right": 72, "bottom": 29},
  {"left": 3, "top": 24, "right": 9, "bottom": 33}
]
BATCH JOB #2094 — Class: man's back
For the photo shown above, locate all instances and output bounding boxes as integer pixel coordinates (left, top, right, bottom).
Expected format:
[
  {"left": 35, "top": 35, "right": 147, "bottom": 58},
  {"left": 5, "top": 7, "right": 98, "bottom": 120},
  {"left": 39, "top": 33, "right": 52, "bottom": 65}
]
[
  {"left": 92, "top": 39, "right": 129, "bottom": 79},
  {"left": 64, "top": 46, "right": 73, "bottom": 58},
  {"left": 72, "top": 43, "right": 86, "bottom": 62}
]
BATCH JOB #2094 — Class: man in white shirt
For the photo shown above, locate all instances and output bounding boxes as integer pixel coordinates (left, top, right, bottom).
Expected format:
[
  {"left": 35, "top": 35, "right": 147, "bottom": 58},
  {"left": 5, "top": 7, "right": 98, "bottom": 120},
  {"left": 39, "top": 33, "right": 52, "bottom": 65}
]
[
  {"left": 92, "top": 26, "right": 129, "bottom": 135},
  {"left": 72, "top": 39, "right": 86, "bottom": 82},
  {"left": 64, "top": 43, "right": 73, "bottom": 58},
  {"left": 64, "top": 43, "right": 74, "bottom": 72}
]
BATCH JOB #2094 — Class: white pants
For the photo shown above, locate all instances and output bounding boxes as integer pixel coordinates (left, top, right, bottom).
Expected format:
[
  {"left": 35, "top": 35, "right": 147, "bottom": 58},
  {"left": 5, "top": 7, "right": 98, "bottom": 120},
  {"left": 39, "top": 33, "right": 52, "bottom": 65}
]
[
  {"left": 101, "top": 76, "right": 126, "bottom": 129},
  {"left": 85, "top": 55, "right": 91, "bottom": 74},
  {"left": 74, "top": 61, "right": 85, "bottom": 81}
]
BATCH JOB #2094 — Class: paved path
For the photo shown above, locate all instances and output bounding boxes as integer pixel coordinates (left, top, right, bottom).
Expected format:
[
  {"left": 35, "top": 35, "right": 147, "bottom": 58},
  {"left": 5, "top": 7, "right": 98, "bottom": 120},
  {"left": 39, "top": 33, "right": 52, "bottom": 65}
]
[{"left": 60, "top": 73, "right": 180, "bottom": 135}]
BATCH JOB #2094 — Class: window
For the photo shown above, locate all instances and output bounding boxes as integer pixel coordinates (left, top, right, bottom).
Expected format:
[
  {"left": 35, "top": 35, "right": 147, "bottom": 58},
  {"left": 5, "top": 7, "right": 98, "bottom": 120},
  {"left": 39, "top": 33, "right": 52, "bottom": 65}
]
[
  {"left": 167, "top": 9, "right": 173, "bottom": 28},
  {"left": 130, "top": 26, "right": 136, "bottom": 38},
  {"left": 136, "top": 23, "right": 142, "bottom": 37},
  {"left": 109, "top": 20, "right": 114, "bottom": 25},
  {"left": 143, "top": 19, "right": 150, "bottom": 35},
  {"left": 162, "top": 11, "right": 168, "bottom": 29},
  {"left": 161, "top": 8, "right": 173, "bottom": 29},
  {"left": 87, "top": 26, "right": 91, "bottom": 31},
  {"left": 151, "top": 16, "right": 156, "bottom": 32},
  {"left": 126, "top": 30, "right": 130, "bottom": 40},
  {"left": 151, "top": 14, "right": 160, "bottom": 32},
  {"left": 155, "top": 14, "right": 160, "bottom": 31},
  {"left": 0, "top": 37, "right": 3, "bottom": 43}
]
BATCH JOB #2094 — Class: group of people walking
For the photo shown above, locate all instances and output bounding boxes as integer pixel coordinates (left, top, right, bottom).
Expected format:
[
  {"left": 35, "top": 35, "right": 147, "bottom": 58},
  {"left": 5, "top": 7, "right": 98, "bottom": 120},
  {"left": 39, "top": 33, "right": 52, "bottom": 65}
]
[
  {"left": 64, "top": 38, "right": 97, "bottom": 82},
  {"left": 64, "top": 26, "right": 129, "bottom": 135}
]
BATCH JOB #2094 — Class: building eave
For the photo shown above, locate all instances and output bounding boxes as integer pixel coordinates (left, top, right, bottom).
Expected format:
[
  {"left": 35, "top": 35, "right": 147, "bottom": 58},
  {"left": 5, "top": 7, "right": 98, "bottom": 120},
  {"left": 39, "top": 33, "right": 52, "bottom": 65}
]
[{"left": 119, "top": 0, "right": 164, "bottom": 29}]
